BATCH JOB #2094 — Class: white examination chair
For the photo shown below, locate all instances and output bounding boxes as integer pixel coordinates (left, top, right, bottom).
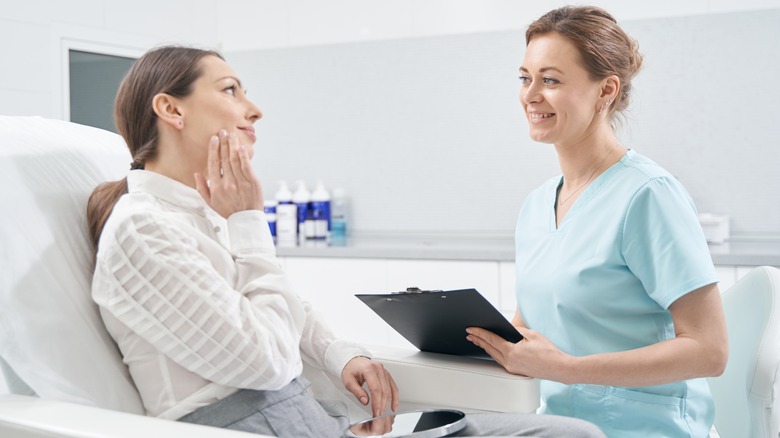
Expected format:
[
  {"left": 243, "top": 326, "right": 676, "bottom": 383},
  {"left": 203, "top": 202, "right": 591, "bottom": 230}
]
[
  {"left": 708, "top": 266, "right": 780, "bottom": 438},
  {"left": 0, "top": 116, "right": 538, "bottom": 437}
]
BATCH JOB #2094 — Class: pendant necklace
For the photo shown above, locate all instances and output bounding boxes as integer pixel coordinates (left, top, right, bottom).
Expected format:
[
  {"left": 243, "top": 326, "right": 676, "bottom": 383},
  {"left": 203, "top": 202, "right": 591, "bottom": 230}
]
[{"left": 558, "top": 149, "right": 613, "bottom": 208}]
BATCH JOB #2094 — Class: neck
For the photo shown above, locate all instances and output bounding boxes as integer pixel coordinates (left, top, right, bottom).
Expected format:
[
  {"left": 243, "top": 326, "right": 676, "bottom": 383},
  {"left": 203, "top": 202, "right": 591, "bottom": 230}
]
[
  {"left": 555, "top": 129, "right": 624, "bottom": 188},
  {"left": 144, "top": 129, "right": 204, "bottom": 189}
]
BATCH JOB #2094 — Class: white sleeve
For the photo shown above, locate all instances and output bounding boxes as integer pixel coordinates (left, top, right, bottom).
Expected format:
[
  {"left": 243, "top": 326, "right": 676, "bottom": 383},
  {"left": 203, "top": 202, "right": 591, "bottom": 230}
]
[
  {"left": 298, "top": 301, "right": 373, "bottom": 379},
  {"left": 227, "top": 210, "right": 372, "bottom": 377},
  {"left": 94, "top": 209, "right": 305, "bottom": 391}
]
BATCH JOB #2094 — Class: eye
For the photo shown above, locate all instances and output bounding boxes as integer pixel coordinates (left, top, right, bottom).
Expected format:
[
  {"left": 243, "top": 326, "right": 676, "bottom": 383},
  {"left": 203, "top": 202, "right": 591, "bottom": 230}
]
[
  {"left": 543, "top": 77, "right": 560, "bottom": 85},
  {"left": 518, "top": 75, "right": 531, "bottom": 85},
  {"left": 224, "top": 85, "right": 236, "bottom": 96}
]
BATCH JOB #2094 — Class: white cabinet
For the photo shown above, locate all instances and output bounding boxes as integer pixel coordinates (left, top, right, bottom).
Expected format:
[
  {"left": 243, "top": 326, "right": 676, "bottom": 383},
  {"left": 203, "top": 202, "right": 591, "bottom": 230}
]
[
  {"left": 715, "top": 266, "right": 737, "bottom": 292},
  {"left": 281, "top": 257, "right": 505, "bottom": 349},
  {"left": 498, "top": 261, "right": 517, "bottom": 320},
  {"left": 385, "top": 259, "right": 500, "bottom": 305},
  {"left": 282, "top": 257, "right": 396, "bottom": 347},
  {"left": 280, "top": 255, "right": 764, "bottom": 349}
]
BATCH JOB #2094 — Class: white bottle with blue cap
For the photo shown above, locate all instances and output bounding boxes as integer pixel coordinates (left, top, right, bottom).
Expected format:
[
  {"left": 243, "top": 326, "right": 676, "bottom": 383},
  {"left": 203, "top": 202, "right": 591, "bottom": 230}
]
[
  {"left": 274, "top": 180, "right": 297, "bottom": 245},
  {"left": 292, "top": 181, "right": 311, "bottom": 244},
  {"left": 310, "top": 180, "right": 331, "bottom": 240}
]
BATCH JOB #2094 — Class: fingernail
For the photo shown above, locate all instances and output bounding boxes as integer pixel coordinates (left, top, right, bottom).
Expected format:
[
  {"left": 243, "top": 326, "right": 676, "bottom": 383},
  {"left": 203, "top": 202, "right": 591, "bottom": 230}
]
[
  {"left": 360, "top": 396, "right": 368, "bottom": 405},
  {"left": 210, "top": 135, "right": 218, "bottom": 144},
  {"left": 465, "top": 328, "right": 472, "bottom": 334},
  {"left": 230, "top": 132, "right": 237, "bottom": 140},
  {"left": 219, "top": 129, "right": 228, "bottom": 138}
]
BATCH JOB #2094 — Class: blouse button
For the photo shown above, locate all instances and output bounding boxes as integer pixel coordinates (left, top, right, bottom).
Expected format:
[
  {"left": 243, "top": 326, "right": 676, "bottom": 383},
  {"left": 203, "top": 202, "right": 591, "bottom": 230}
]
[{"left": 214, "top": 226, "right": 221, "bottom": 233}]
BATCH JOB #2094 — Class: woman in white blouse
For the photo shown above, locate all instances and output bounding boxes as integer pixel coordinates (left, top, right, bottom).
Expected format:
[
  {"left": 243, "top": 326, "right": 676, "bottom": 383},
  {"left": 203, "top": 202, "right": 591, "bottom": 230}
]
[{"left": 86, "top": 45, "right": 604, "bottom": 438}]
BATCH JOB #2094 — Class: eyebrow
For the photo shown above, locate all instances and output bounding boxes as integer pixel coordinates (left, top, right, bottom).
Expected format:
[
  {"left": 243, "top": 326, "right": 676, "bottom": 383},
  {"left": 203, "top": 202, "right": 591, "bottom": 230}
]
[
  {"left": 216, "top": 76, "right": 243, "bottom": 89},
  {"left": 519, "top": 66, "right": 565, "bottom": 75}
]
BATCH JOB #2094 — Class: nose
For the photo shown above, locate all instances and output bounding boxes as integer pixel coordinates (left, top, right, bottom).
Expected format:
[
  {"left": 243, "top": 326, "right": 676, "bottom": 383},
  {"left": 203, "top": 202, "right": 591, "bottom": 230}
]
[
  {"left": 521, "top": 81, "right": 543, "bottom": 106},
  {"left": 244, "top": 97, "right": 262, "bottom": 122}
]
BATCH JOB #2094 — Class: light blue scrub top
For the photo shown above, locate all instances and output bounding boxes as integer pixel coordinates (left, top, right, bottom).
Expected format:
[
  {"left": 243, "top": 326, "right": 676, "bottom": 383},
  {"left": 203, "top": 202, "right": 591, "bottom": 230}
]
[{"left": 515, "top": 150, "right": 718, "bottom": 438}]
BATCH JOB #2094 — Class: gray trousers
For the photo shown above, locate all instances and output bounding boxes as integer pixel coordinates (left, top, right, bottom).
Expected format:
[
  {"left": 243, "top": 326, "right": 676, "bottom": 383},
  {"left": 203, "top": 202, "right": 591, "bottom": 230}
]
[{"left": 178, "top": 377, "right": 605, "bottom": 438}]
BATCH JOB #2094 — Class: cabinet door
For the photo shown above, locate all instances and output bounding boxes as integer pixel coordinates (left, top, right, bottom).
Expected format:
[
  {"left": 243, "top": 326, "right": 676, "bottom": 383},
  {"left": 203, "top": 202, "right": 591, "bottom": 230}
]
[
  {"left": 283, "top": 257, "right": 394, "bottom": 346},
  {"left": 498, "top": 261, "right": 517, "bottom": 319},
  {"left": 385, "top": 259, "right": 501, "bottom": 307}
]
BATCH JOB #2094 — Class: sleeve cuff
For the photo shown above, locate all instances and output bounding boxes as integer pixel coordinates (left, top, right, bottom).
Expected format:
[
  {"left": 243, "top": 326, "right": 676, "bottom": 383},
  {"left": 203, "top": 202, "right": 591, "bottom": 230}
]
[
  {"left": 227, "top": 210, "right": 275, "bottom": 255},
  {"left": 324, "top": 339, "right": 373, "bottom": 377}
]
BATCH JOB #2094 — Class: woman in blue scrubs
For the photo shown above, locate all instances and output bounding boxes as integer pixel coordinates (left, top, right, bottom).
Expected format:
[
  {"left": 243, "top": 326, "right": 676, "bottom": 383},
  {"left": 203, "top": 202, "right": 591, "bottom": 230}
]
[{"left": 466, "top": 6, "right": 728, "bottom": 437}]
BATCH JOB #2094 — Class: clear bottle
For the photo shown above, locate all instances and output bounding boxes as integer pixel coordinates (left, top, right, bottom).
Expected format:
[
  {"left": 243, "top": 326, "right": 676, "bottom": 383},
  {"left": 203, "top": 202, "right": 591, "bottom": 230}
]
[
  {"left": 310, "top": 180, "right": 331, "bottom": 240},
  {"left": 330, "top": 187, "right": 349, "bottom": 245}
]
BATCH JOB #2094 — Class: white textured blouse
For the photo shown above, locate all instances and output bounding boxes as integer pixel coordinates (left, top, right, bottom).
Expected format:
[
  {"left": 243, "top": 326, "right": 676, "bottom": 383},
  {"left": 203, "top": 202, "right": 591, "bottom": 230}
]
[{"left": 92, "top": 170, "right": 369, "bottom": 420}]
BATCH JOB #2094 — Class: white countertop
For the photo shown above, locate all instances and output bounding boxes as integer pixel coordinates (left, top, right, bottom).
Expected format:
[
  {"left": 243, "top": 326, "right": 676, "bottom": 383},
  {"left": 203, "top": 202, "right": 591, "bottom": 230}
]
[{"left": 276, "top": 233, "right": 780, "bottom": 266}]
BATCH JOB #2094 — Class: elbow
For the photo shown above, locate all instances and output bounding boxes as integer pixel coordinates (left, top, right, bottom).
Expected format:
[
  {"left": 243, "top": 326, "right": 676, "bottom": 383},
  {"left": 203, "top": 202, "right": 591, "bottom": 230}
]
[{"left": 706, "top": 343, "right": 729, "bottom": 377}]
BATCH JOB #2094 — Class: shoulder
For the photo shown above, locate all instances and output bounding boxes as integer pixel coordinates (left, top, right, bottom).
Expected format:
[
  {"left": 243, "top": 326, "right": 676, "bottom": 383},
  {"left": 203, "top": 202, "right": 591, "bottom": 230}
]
[
  {"left": 98, "top": 192, "right": 196, "bottom": 254},
  {"left": 619, "top": 150, "right": 675, "bottom": 185},
  {"left": 616, "top": 151, "right": 691, "bottom": 202}
]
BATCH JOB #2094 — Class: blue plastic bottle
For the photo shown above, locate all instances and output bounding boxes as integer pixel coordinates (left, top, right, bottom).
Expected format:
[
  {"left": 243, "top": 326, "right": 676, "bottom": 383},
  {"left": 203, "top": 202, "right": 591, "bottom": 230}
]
[
  {"left": 292, "top": 181, "right": 311, "bottom": 244},
  {"left": 263, "top": 200, "right": 278, "bottom": 240}
]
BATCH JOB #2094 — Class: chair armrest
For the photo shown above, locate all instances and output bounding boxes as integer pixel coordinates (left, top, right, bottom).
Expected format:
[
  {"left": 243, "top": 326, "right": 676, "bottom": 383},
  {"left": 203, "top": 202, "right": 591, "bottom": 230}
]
[
  {"left": 369, "top": 345, "right": 540, "bottom": 414},
  {"left": 0, "top": 394, "right": 267, "bottom": 438}
]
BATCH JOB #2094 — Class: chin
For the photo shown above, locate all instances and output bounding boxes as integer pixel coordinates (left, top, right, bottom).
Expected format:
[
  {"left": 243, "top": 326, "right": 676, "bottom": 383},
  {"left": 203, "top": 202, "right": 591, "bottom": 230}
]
[{"left": 529, "top": 131, "right": 554, "bottom": 144}]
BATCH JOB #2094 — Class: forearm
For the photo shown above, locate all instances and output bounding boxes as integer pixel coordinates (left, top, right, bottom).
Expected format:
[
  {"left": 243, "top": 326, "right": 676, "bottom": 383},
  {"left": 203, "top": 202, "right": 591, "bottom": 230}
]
[{"left": 557, "top": 335, "right": 726, "bottom": 386}]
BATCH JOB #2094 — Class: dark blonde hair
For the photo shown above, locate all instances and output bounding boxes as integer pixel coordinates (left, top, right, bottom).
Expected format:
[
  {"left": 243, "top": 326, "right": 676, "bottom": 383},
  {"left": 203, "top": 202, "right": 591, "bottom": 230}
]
[
  {"left": 526, "top": 6, "right": 643, "bottom": 117},
  {"left": 87, "top": 46, "right": 222, "bottom": 249}
]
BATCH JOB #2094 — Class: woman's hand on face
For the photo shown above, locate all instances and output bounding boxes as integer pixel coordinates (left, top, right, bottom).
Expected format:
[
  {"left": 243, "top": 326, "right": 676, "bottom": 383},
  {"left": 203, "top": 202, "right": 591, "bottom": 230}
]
[
  {"left": 195, "top": 129, "right": 263, "bottom": 218},
  {"left": 341, "top": 356, "right": 399, "bottom": 418},
  {"left": 466, "top": 326, "right": 571, "bottom": 381}
]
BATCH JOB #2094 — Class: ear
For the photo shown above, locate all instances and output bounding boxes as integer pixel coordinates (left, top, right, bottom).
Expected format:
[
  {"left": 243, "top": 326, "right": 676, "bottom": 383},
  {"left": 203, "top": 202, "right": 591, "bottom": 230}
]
[
  {"left": 152, "top": 93, "right": 185, "bottom": 130},
  {"left": 599, "top": 75, "right": 620, "bottom": 103}
]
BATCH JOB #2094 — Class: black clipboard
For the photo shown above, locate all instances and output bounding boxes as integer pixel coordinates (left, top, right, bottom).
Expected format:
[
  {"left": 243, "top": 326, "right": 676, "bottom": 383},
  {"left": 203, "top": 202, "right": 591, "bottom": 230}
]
[{"left": 356, "top": 288, "right": 522, "bottom": 357}]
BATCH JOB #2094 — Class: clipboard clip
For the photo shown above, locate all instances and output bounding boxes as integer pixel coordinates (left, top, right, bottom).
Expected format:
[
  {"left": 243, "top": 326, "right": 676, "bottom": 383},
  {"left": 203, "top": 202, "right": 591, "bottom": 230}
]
[{"left": 391, "top": 287, "right": 444, "bottom": 294}]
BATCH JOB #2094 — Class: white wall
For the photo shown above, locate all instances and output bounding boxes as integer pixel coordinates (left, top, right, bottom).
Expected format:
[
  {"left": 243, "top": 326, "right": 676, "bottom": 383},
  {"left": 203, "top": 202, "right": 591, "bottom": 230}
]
[
  {"left": 2, "top": 0, "right": 780, "bottom": 237},
  {"left": 3, "top": 0, "right": 780, "bottom": 119},
  {"left": 226, "top": 10, "right": 780, "bottom": 236}
]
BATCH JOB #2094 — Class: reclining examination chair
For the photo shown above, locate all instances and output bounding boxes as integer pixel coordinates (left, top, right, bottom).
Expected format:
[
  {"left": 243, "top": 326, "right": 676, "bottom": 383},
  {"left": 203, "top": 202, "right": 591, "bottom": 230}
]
[{"left": 0, "top": 115, "right": 539, "bottom": 437}]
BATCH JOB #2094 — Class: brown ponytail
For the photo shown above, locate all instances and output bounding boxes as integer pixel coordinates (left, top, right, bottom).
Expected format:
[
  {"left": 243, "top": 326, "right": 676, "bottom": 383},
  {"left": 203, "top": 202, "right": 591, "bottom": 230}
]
[{"left": 86, "top": 46, "right": 223, "bottom": 250}]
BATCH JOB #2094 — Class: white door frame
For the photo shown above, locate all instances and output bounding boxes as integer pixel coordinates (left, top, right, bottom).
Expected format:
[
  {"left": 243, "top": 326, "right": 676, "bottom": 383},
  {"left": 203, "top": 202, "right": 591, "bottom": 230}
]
[{"left": 51, "top": 24, "right": 154, "bottom": 121}]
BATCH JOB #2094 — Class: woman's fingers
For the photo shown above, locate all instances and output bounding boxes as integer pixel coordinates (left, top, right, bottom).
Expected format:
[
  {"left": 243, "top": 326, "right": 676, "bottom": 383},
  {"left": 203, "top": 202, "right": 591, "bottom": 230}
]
[
  {"left": 226, "top": 131, "right": 243, "bottom": 182},
  {"left": 202, "top": 129, "right": 262, "bottom": 217},
  {"left": 206, "top": 135, "right": 220, "bottom": 182},
  {"left": 218, "top": 129, "right": 230, "bottom": 174}
]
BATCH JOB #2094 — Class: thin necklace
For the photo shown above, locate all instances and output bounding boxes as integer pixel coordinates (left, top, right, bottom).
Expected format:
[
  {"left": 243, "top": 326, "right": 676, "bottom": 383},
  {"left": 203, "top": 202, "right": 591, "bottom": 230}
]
[{"left": 558, "top": 149, "right": 613, "bottom": 208}]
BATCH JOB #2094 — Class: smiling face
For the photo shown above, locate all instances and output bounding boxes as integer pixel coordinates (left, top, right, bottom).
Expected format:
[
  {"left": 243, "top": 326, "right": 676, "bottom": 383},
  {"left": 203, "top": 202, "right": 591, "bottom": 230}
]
[
  {"left": 519, "top": 32, "right": 604, "bottom": 147},
  {"left": 178, "top": 55, "right": 262, "bottom": 166}
]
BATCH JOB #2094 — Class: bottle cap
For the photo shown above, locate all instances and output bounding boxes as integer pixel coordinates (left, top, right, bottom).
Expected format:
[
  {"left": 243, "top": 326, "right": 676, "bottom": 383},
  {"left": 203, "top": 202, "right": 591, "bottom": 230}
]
[
  {"left": 275, "top": 180, "right": 292, "bottom": 202},
  {"left": 293, "top": 180, "right": 310, "bottom": 202},
  {"left": 311, "top": 180, "right": 330, "bottom": 201}
]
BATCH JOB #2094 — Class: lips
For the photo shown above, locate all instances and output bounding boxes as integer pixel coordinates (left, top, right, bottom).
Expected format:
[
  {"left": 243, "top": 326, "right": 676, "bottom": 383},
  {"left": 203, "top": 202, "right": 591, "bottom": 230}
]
[{"left": 238, "top": 126, "right": 256, "bottom": 139}]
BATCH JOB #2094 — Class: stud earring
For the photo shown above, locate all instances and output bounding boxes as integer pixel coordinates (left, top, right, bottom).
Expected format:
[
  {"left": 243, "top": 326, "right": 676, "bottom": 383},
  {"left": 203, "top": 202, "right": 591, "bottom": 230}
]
[{"left": 599, "top": 99, "right": 612, "bottom": 115}]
